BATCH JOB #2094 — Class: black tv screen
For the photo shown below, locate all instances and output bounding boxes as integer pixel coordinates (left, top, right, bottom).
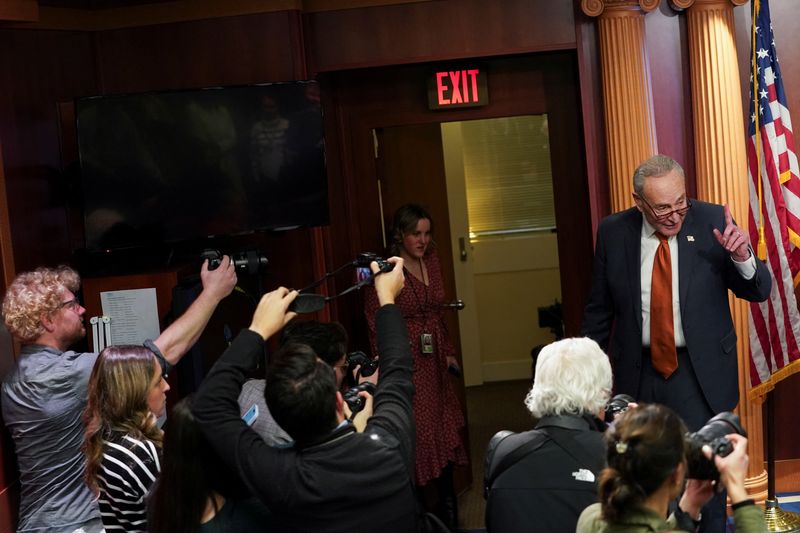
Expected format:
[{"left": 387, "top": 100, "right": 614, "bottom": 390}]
[{"left": 76, "top": 82, "right": 328, "bottom": 251}]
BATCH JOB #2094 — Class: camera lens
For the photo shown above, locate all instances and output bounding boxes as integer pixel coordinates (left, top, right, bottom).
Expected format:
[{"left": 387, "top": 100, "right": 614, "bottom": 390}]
[{"left": 685, "top": 412, "right": 746, "bottom": 480}]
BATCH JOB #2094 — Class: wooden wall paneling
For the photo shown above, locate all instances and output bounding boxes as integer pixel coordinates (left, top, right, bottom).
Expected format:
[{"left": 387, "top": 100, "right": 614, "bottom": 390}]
[
  {"left": 573, "top": 3, "right": 609, "bottom": 242},
  {"left": 305, "top": 0, "right": 577, "bottom": 73},
  {"left": 0, "top": 142, "right": 19, "bottom": 533},
  {"left": 646, "top": 3, "right": 697, "bottom": 197},
  {"left": 0, "top": 29, "right": 97, "bottom": 272},
  {"left": 541, "top": 53, "right": 594, "bottom": 337},
  {"left": 733, "top": 0, "right": 800, "bottom": 463},
  {"left": 95, "top": 11, "right": 300, "bottom": 94}
]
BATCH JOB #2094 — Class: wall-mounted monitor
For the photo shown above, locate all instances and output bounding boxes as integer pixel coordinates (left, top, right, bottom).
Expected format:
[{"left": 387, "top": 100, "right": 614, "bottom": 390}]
[{"left": 76, "top": 81, "right": 328, "bottom": 251}]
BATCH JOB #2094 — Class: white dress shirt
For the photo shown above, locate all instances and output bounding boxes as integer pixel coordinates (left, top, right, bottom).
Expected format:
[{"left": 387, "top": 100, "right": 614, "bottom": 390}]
[{"left": 640, "top": 217, "right": 756, "bottom": 347}]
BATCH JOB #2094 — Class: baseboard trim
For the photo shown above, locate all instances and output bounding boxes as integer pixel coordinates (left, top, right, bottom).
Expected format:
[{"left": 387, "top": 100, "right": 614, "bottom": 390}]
[{"left": 481, "top": 359, "right": 531, "bottom": 382}]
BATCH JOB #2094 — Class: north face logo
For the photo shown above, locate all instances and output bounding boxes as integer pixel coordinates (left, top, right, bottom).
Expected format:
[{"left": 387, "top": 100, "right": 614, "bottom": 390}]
[{"left": 571, "top": 469, "right": 595, "bottom": 482}]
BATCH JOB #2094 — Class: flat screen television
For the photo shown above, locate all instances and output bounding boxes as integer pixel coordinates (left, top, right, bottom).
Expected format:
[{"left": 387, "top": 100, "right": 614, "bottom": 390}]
[{"left": 76, "top": 81, "right": 328, "bottom": 251}]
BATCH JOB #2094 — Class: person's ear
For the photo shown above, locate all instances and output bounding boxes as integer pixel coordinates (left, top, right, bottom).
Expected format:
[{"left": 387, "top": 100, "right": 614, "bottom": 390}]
[
  {"left": 40, "top": 313, "right": 56, "bottom": 333},
  {"left": 335, "top": 390, "right": 344, "bottom": 415},
  {"left": 632, "top": 193, "right": 645, "bottom": 214}
]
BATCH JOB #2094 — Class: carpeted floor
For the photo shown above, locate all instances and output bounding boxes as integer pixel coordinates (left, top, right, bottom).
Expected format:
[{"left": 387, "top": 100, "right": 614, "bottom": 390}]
[{"left": 457, "top": 379, "right": 534, "bottom": 531}]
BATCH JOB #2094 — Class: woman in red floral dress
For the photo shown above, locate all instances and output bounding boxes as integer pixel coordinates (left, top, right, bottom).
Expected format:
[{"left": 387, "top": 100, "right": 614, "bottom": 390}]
[{"left": 364, "top": 204, "right": 467, "bottom": 528}]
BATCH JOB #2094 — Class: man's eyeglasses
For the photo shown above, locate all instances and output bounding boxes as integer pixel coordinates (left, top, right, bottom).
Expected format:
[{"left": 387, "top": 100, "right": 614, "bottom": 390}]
[
  {"left": 637, "top": 195, "right": 692, "bottom": 222},
  {"left": 57, "top": 298, "right": 81, "bottom": 312}
]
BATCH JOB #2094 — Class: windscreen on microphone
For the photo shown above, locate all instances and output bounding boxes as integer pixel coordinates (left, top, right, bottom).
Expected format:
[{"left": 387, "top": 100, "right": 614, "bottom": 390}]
[{"left": 288, "top": 293, "right": 327, "bottom": 314}]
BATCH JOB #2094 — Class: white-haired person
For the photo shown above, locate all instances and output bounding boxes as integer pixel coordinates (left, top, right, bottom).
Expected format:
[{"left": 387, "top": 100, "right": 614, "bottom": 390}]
[{"left": 484, "top": 337, "right": 612, "bottom": 533}]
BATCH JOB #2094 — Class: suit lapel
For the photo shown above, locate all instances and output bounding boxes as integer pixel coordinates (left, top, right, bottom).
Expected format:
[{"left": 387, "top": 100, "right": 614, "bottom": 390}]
[
  {"left": 677, "top": 206, "right": 698, "bottom": 316},
  {"left": 623, "top": 209, "right": 643, "bottom": 334}
]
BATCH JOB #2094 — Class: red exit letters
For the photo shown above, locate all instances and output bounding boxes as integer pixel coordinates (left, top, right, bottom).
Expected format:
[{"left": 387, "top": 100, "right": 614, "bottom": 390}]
[{"left": 428, "top": 68, "right": 488, "bottom": 109}]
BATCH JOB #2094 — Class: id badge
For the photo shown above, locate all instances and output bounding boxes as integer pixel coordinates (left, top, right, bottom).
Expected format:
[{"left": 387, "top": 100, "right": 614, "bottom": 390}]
[{"left": 421, "top": 333, "right": 434, "bottom": 354}]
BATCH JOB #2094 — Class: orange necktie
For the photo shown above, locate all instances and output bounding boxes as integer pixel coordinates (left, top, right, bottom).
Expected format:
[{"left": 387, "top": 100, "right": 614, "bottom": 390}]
[{"left": 650, "top": 233, "right": 677, "bottom": 378}]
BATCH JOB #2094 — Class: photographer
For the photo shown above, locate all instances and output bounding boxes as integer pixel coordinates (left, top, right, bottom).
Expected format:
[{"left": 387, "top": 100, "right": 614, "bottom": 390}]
[
  {"left": 577, "top": 404, "right": 766, "bottom": 533},
  {"left": 236, "top": 320, "right": 374, "bottom": 445},
  {"left": 484, "top": 337, "right": 611, "bottom": 533},
  {"left": 193, "top": 258, "right": 421, "bottom": 532}
]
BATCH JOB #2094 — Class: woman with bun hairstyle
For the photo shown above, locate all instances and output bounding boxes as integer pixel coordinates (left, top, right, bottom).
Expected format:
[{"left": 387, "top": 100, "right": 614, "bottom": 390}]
[
  {"left": 576, "top": 404, "right": 766, "bottom": 533},
  {"left": 364, "top": 203, "right": 467, "bottom": 528}
]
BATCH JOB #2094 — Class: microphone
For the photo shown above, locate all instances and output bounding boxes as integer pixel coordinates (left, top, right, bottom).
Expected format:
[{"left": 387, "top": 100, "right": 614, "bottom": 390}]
[{"left": 442, "top": 300, "right": 465, "bottom": 310}]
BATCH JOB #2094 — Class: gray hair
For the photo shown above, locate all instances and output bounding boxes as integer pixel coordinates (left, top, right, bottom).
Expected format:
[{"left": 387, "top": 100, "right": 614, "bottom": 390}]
[
  {"left": 524, "top": 337, "right": 612, "bottom": 418},
  {"left": 632, "top": 155, "right": 685, "bottom": 195}
]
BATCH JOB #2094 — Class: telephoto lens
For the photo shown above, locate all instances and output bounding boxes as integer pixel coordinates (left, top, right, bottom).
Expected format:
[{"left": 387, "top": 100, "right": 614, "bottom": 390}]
[{"left": 685, "top": 411, "right": 747, "bottom": 480}]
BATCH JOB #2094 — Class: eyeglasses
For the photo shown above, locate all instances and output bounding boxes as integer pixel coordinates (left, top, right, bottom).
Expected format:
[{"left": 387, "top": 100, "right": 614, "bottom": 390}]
[
  {"left": 57, "top": 298, "right": 81, "bottom": 312},
  {"left": 637, "top": 195, "right": 691, "bottom": 222}
]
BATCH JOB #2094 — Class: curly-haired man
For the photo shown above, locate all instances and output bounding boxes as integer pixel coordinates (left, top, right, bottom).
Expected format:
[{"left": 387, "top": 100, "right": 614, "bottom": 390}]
[{"left": 2, "top": 259, "right": 236, "bottom": 533}]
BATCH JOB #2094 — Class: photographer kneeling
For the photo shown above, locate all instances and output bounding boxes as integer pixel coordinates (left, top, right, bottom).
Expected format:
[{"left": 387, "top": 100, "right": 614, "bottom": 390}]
[
  {"left": 577, "top": 404, "right": 766, "bottom": 533},
  {"left": 193, "top": 258, "right": 421, "bottom": 532}
]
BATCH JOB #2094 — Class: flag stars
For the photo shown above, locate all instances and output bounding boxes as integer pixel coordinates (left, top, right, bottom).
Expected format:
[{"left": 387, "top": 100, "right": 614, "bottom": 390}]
[
  {"left": 757, "top": 48, "right": 769, "bottom": 59},
  {"left": 760, "top": 105, "right": 764, "bottom": 115},
  {"left": 760, "top": 89, "right": 768, "bottom": 100}
]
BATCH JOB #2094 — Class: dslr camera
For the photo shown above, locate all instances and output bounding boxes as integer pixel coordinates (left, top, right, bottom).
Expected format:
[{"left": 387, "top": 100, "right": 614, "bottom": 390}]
[
  {"left": 343, "top": 382, "right": 376, "bottom": 415},
  {"left": 604, "top": 393, "right": 635, "bottom": 423},
  {"left": 355, "top": 253, "right": 395, "bottom": 275},
  {"left": 685, "top": 411, "right": 747, "bottom": 480},
  {"left": 201, "top": 249, "right": 268, "bottom": 275},
  {"left": 346, "top": 351, "right": 379, "bottom": 379}
]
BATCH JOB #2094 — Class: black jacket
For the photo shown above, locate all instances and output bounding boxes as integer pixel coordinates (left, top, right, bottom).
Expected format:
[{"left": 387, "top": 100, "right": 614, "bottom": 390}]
[
  {"left": 194, "top": 305, "right": 419, "bottom": 533},
  {"left": 484, "top": 414, "right": 606, "bottom": 533}
]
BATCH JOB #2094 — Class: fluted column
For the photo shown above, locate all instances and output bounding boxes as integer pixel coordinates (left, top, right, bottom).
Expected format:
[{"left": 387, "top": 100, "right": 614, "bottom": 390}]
[
  {"left": 673, "top": 0, "right": 766, "bottom": 501},
  {"left": 581, "top": 0, "right": 660, "bottom": 211}
]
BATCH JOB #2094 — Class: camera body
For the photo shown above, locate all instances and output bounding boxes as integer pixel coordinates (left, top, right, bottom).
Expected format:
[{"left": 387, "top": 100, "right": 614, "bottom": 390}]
[
  {"left": 604, "top": 394, "right": 635, "bottom": 423},
  {"left": 355, "top": 252, "right": 394, "bottom": 275},
  {"left": 346, "top": 351, "right": 379, "bottom": 378},
  {"left": 685, "top": 411, "right": 746, "bottom": 480},
  {"left": 201, "top": 249, "right": 268, "bottom": 275},
  {"left": 343, "top": 382, "right": 376, "bottom": 415}
]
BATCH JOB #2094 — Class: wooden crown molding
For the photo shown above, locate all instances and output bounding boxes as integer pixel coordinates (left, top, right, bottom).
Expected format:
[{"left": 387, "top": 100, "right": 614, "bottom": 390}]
[
  {"left": 670, "top": 0, "right": 747, "bottom": 10},
  {"left": 1, "top": 0, "right": 435, "bottom": 31}
]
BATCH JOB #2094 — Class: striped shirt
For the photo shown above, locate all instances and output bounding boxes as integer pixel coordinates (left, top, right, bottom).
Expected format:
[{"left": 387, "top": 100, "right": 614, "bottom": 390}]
[{"left": 97, "top": 431, "right": 161, "bottom": 532}]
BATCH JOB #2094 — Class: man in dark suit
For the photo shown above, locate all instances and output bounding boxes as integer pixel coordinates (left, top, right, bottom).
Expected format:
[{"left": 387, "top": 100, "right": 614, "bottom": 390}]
[{"left": 581, "top": 154, "right": 771, "bottom": 531}]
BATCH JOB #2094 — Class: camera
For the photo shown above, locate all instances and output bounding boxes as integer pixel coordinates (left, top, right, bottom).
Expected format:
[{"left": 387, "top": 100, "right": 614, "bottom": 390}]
[
  {"left": 346, "top": 351, "right": 379, "bottom": 378},
  {"left": 355, "top": 253, "right": 395, "bottom": 276},
  {"left": 201, "top": 249, "right": 268, "bottom": 275},
  {"left": 685, "top": 411, "right": 747, "bottom": 480},
  {"left": 604, "top": 393, "right": 635, "bottom": 423},
  {"left": 343, "top": 382, "right": 376, "bottom": 415}
]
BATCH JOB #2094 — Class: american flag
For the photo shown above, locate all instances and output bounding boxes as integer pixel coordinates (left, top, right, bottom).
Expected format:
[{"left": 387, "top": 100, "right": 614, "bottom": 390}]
[{"left": 747, "top": 0, "right": 800, "bottom": 398}]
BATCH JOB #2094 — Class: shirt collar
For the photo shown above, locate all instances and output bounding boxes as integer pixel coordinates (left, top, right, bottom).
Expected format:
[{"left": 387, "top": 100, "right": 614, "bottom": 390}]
[{"left": 641, "top": 215, "right": 672, "bottom": 241}]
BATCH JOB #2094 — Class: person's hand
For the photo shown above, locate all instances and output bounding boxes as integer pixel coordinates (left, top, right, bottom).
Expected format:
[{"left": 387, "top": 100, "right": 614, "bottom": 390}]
[
  {"left": 712, "top": 205, "right": 751, "bottom": 262},
  {"left": 200, "top": 256, "right": 238, "bottom": 301},
  {"left": 679, "top": 479, "right": 716, "bottom": 520},
  {"left": 373, "top": 257, "right": 405, "bottom": 306},
  {"left": 705, "top": 433, "right": 749, "bottom": 504},
  {"left": 346, "top": 391, "right": 374, "bottom": 433},
  {"left": 248, "top": 287, "right": 298, "bottom": 340}
]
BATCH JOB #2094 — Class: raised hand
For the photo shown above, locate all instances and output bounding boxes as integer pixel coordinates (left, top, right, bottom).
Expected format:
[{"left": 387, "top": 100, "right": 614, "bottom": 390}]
[
  {"left": 201, "top": 255, "right": 238, "bottom": 301},
  {"left": 712, "top": 205, "right": 751, "bottom": 262},
  {"left": 248, "top": 287, "right": 298, "bottom": 340}
]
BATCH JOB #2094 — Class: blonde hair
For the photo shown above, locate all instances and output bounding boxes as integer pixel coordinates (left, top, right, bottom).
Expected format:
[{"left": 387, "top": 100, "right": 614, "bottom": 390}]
[
  {"left": 83, "top": 345, "right": 163, "bottom": 493},
  {"left": 2, "top": 266, "right": 80, "bottom": 342}
]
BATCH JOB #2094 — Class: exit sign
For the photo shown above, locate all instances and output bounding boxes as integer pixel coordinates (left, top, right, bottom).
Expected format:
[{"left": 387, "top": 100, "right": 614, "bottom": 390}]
[{"left": 428, "top": 68, "right": 488, "bottom": 110}]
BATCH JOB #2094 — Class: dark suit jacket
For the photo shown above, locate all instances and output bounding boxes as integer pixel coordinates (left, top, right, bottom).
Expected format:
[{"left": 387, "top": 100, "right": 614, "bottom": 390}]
[{"left": 581, "top": 201, "right": 771, "bottom": 413}]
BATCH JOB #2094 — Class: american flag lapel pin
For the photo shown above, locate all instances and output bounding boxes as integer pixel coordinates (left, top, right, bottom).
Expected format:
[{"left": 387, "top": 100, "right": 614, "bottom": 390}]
[{"left": 687, "top": 235, "right": 695, "bottom": 242}]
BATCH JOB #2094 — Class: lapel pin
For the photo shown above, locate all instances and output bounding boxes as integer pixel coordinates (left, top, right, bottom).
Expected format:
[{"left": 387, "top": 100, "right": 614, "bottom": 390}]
[{"left": 687, "top": 236, "right": 695, "bottom": 242}]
